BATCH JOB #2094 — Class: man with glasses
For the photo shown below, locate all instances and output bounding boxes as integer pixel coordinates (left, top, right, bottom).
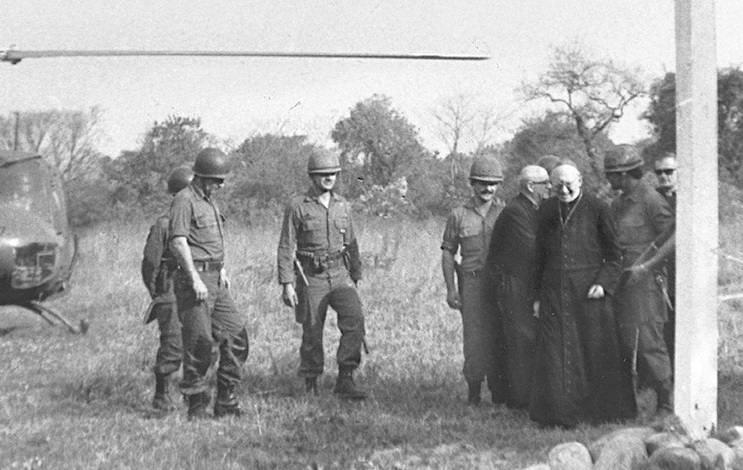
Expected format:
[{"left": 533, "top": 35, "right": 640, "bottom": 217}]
[
  {"left": 605, "top": 146, "right": 675, "bottom": 416},
  {"left": 655, "top": 153, "right": 678, "bottom": 207},
  {"left": 485, "top": 165, "right": 550, "bottom": 409},
  {"left": 278, "top": 149, "right": 367, "bottom": 400},
  {"left": 442, "top": 154, "right": 508, "bottom": 406},
  {"left": 530, "top": 164, "right": 636, "bottom": 427},
  {"left": 170, "top": 148, "right": 249, "bottom": 420}
]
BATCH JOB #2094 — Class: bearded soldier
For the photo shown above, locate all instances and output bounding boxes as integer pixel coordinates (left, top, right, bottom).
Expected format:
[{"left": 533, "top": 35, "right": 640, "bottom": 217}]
[{"left": 277, "top": 149, "right": 367, "bottom": 400}]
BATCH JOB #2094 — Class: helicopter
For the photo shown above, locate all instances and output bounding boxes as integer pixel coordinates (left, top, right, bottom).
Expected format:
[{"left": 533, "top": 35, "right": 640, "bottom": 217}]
[
  {"left": 0, "top": 150, "right": 84, "bottom": 333},
  {"left": 0, "top": 47, "right": 487, "bottom": 333}
]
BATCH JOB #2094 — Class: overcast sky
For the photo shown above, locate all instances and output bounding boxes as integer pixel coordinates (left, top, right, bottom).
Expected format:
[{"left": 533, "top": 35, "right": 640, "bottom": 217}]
[{"left": 2, "top": 0, "right": 742, "bottom": 157}]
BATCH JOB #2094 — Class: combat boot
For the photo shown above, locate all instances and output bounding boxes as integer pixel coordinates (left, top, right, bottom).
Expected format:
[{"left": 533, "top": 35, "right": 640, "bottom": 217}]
[
  {"left": 333, "top": 370, "right": 367, "bottom": 400},
  {"left": 152, "top": 373, "right": 177, "bottom": 411},
  {"left": 467, "top": 381, "right": 482, "bottom": 406},
  {"left": 186, "top": 391, "right": 211, "bottom": 421},
  {"left": 214, "top": 384, "right": 242, "bottom": 418},
  {"left": 305, "top": 377, "right": 318, "bottom": 396}
]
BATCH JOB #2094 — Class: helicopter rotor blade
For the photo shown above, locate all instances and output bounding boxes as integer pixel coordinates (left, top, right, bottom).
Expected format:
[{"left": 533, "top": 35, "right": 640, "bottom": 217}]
[{"left": 1, "top": 49, "right": 489, "bottom": 64}]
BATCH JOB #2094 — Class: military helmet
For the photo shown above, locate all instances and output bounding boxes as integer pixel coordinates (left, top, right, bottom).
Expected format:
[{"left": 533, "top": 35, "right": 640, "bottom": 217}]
[
  {"left": 469, "top": 155, "right": 504, "bottom": 183},
  {"left": 193, "top": 147, "right": 230, "bottom": 179},
  {"left": 167, "top": 166, "right": 193, "bottom": 194},
  {"left": 604, "top": 146, "right": 644, "bottom": 173},
  {"left": 307, "top": 150, "right": 341, "bottom": 174}
]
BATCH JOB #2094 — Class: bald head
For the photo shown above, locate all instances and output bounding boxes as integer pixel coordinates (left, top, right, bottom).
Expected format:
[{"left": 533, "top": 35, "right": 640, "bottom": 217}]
[
  {"left": 520, "top": 165, "right": 551, "bottom": 203},
  {"left": 520, "top": 165, "right": 549, "bottom": 185},
  {"left": 552, "top": 164, "right": 582, "bottom": 203}
]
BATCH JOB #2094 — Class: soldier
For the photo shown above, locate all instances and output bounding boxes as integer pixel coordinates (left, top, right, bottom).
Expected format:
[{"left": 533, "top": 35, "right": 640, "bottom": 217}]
[
  {"left": 441, "top": 154, "right": 508, "bottom": 406},
  {"left": 654, "top": 153, "right": 677, "bottom": 366},
  {"left": 169, "top": 148, "right": 249, "bottom": 420},
  {"left": 604, "top": 145, "right": 675, "bottom": 415},
  {"left": 530, "top": 164, "right": 636, "bottom": 427},
  {"left": 486, "top": 165, "right": 550, "bottom": 409},
  {"left": 141, "top": 166, "right": 192, "bottom": 411},
  {"left": 277, "top": 149, "right": 367, "bottom": 400}
]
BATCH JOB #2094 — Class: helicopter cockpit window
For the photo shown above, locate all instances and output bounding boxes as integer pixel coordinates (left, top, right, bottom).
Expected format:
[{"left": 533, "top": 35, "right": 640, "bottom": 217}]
[{"left": 0, "top": 163, "right": 47, "bottom": 214}]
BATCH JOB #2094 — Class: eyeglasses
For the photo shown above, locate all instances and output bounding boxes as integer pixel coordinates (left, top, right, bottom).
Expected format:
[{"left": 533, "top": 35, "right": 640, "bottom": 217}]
[
  {"left": 654, "top": 169, "right": 676, "bottom": 176},
  {"left": 533, "top": 180, "right": 551, "bottom": 186}
]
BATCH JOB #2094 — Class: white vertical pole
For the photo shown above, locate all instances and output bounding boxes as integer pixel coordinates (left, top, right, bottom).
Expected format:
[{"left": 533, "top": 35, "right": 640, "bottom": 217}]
[{"left": 674, "top": 0, "right": 718, "bottom": 438}]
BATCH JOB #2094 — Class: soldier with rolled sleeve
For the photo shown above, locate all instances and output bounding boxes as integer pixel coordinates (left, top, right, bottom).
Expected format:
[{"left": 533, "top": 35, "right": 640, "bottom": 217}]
[
  {"left": 141, "top": 166, "right": 192, "bottom": 411},
  {"left": 604, "top": 145, "right": 675, "bottom": 415},
  {"left": 169, "top": 148, "right": 249, "bottom": 420},
  {"left": 441, "top": 154, "right": 508, "bottom": 406},
  {"left": 277, "top": 149, "right": 367, "bottom": 400}
]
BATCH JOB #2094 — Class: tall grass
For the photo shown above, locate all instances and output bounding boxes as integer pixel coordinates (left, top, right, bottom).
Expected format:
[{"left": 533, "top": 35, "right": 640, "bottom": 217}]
[{"left": 1, "top": 215, "right": 743, "bottom": 469}]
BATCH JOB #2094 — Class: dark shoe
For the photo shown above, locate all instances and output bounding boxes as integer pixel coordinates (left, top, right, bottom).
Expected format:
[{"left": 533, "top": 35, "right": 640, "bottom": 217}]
[
  {"left": 187, "top": 392, "right": 211, "bottom": 421},
  {"left": 152, "top": 373, "right": 177, "bottom": 411},
  {"left": 305, "top": 377, "right": 318, "bottom": 395},
  {"left": 467, "top": 381, "right": 482, "bottom": 406},
  {"left": 214, "top": 384, "right": 242, "bottom": 418},
  {"left": 333, "top": 372, "right": 367, "bottom": 400}
]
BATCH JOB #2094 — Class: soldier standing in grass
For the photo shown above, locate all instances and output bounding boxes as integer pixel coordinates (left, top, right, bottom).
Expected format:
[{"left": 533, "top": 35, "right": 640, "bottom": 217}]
[
  {"left": 277, "top": 149, "right": 367, "bottom": 400},
  {"left": 141, "top": 166, "right": 192, "bottom": 411},
  {"left": 441, "top": 154, "right": 508, "bottom": 406},
  {"left": 485, "top": 165, "right": 551, "bottom": 409},
  {"left": 604, "top": 146, "right": 675, "bottom": 415},
  {"left": 170, "top": 148, "right": 249, "bottom": 420},
  {"left": 530, "top": 164, "right": 636, "bottom": 427}
]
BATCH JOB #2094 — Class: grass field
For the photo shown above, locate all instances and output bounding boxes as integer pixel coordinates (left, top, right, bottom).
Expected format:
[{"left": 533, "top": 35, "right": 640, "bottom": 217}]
[{"left": 2, "top": 215, "right": 743, "bottom": 469}]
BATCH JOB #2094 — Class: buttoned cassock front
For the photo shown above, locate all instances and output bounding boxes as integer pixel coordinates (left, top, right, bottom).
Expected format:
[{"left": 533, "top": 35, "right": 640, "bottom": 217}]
[
  {"left": 442, "top": 199, "right": 507, "bottom": 397},
  {"left": 277, "top": 187, "right": 364, "bottom": 378},
  {"left": 612, "top": 180, "right": 674, "bottom": 390},
  {"left": 169, "top": 183, "right": 249, "bottom": 396},
  {"left": 530, "top": 193, "right": 636, "bottom": 427}
]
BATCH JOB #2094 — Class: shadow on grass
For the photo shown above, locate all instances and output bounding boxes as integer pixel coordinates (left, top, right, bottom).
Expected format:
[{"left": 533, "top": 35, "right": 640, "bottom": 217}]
[{"left": 719, "top": 371, "right": 743, "bottom": 429}]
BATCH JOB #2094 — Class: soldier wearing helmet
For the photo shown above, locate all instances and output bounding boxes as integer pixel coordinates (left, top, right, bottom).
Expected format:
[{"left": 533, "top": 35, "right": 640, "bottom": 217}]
[
  {"left": 169, "top": 148, "right": 249, "bottom": 420},
  {"left": 141, "top": 165, "right": 192, "bottom": 411},
  {"left": 441, "top": 154, "right": 508, "bottom": 405},
  {"left": 277, "top": 149, "right": 367, "bottom": 400},
  {"left": 605, "top": 145, "right": 675, "bottom": 416}
]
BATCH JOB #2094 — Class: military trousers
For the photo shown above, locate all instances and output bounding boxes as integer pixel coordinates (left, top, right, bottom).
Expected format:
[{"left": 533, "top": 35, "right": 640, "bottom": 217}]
[
  {"left": 614, "top": 271, "right": 672, "bottom": 390},
  {"left": 459, "top": 271, "right": 507, "bottom": 400},
  {"left": 174, "top": 270, "right": 249, "bottom": 395},
  {"left": 153, "top": 302, "right": 183, "bottom": 376},
  {"left": 496, "top": 274, "right": 537, "bottom": 409},
  {"left": 295, "top": 266, "right": 364, "bottom": 377}
]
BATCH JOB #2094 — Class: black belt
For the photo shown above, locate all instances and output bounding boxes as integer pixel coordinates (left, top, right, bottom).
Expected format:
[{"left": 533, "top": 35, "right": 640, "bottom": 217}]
[{"left": 192, "top": 260, "right": 223, "bottom": 272}]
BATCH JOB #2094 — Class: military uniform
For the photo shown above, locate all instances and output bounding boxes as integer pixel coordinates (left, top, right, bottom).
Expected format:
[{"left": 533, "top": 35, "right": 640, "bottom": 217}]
[
  {"left": 657, "top": 187, "right": 676, "bottom": 366},
  {"left": 612, "top": 180, "right": 674, "bottom": 396},
  {"left": 169, "top": 183, "right": 249, "bottom": 399},
  {"left": 277, "top": 186, "right": 364, "bottom": 381},
  {"left": 142, "top": 215, "right": 183, "bottom": 378},
  {"left": 442, "top": 198, "right": 507, "bottom": 402}
]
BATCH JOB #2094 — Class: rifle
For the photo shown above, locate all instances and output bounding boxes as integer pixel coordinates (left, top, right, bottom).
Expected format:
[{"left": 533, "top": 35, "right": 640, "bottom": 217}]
[{"left": 616, "top": 224, "right": 675, "bottom": 291}]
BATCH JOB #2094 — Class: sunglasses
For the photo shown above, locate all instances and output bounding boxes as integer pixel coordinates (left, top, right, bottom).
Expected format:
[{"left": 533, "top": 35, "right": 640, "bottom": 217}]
[{"left": 654, "top": 169, "right": 676, "bottom": 176}]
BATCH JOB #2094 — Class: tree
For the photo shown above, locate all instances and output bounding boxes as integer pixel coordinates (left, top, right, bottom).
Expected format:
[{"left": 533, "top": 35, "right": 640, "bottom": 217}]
[
  {"left": 0, "top": 107, "right": 105, "bottom": 183},
  {"left": 332, "top": 95, "right": 430, "bottom": 192},
  {"left": 644, "top": 67, "right": 743, "bottom": 186},
  {"left": 522, "top": 42, "right": 645, "bottom": 178}
]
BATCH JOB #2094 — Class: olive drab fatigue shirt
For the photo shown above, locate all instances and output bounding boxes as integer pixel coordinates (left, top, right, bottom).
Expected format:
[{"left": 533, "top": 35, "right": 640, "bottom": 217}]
[
  {"left": 441, "top": 198, "right": 501, "bottom": 272},
  {"left": 169, "top": 182, "right": 226, "bottom": 262},
  {"left": 277, "top": 187, "right": 362, "bottom": 284}
]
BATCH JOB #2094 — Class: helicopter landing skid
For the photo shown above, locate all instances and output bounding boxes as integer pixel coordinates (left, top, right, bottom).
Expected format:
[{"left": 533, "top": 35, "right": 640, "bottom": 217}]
[{"left": 23, "top": 301, "right": 89, "bottom": 334}]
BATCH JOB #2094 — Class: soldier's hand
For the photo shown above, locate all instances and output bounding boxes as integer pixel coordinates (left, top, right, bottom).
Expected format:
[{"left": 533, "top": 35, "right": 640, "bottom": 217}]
[
  {"left": 219, "top": 268, "right": 231, "bottom": 289},
  {"left": 532, "top": 300, "right": 540, "bottom": 318},
  {"left": 282, "top": 283, "right": 298, "bottom": 308},
  {"left": 192, "top": 277, "right": 209, "bottom": 301},
  {"left": 446, "top": 290, "right": 461, "bottom": 310},
  {"left": 587, "top": 284, "right": 605, "bottom": 299}
]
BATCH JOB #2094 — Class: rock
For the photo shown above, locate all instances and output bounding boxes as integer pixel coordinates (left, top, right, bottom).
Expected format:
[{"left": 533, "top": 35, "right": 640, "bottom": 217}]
[
  {"left": 593, "top": 434, "right": 649, "bottom": 470},
  {"left": 649, "top": 447, "right": 702, "bottom": 470},
  {"left": 730, "top": 447, "right": 743, "bottom": 470},
  {"left": 691, "top": 438, "right": 735, "bottom": 470},
  {"left": 645, "top": 431, "right": 692, "bottom": 455},
  {"left": 589, "top": 427, "right": 656, "bottom": 461},
  {"left": 517, "top": 465, "right": 550, "bottom": 470},
  {"left": 548, "top": 441, "right": 592, "bottom": 470},
  {"left": 713, "top": 426, "right": 743, "bottom": 445}
]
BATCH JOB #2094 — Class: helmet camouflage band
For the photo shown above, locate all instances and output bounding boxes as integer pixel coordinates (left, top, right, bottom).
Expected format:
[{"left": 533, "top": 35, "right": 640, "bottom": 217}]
[
  {"left": 193, "top": 147, "right": 230, "bottom": 179},
  {"left": 604, "top": 146, "right": 644, "bottom": 173},
  {"left": 469, "top": 155, "right": 504, "bottom": 183},
  {"left": 167, "top": 166, "right": 193, "bottom": 194},
  {"left": 307, "top": 150, "right": 342, "bottom": 174}
]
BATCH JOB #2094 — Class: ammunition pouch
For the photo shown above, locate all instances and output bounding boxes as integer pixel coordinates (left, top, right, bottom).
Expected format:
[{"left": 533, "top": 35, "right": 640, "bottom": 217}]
[
  {"left": 155, "top": 259, "right": 178, "bottom": 296},
  {"left": 296, "top": 249, "right": 346, "bottom": 274}
]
